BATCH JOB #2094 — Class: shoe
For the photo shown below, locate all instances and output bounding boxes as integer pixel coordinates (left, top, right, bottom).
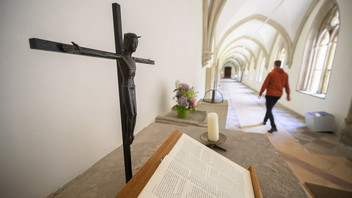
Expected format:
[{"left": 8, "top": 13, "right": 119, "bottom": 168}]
[
  {"left": 267, "top": 128, "right": 277, "bottom": 133},
  {"left": 262, "top": 121, "right": 266, "bottom": 125}
]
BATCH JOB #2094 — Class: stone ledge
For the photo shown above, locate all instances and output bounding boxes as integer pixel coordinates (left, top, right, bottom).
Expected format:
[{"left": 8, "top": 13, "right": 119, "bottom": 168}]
[{"left": 155, "top": 110, "right": 207, "bottom": 127}]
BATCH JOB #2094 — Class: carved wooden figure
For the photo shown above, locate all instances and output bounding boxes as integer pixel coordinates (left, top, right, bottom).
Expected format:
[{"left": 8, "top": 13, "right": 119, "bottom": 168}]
[{"left": 119, "top": 33, "right": 140, "bottom": 145}]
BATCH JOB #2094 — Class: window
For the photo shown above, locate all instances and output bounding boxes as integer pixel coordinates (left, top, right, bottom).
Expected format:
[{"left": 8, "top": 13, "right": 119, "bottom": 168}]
[
  {"left": 278, "top": 48, "right": 286, "bottom": 68},
  {"left": 249, "top": 60, "right": 254, "bottom": 80},
  {"left": 256, "top": 57, "right": 266, "bottom": 82},
  {"left": 243, "top": 66, "right": 248, "bottom": 80},
  {"left": 297, "top": 4, "right": 339, "bottom": 99}
]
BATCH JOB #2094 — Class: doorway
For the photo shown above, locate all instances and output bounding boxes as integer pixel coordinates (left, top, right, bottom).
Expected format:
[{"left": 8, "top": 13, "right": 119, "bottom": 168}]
[{"left": 224, "top": 66, "right": 232, "bottom": 78}]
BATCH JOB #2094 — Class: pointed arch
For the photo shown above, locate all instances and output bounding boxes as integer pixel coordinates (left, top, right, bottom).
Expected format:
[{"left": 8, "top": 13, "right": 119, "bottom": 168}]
[
  {"left": 297, "top": 0, "right": 339, "bottom": 98},
  {"left": 214, "top": 14, "right": 295, "bottom": 68}
]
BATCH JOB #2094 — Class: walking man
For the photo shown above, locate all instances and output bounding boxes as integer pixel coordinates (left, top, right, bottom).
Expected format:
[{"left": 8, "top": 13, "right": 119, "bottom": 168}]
[{"left": 258, "top": 60, "right": 290, "bottom": 133}]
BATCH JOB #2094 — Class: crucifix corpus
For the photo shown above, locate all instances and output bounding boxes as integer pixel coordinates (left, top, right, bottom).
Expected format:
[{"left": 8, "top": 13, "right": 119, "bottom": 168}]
[{"left": 29, "top": 3, "right": 154, "bottom": 183}]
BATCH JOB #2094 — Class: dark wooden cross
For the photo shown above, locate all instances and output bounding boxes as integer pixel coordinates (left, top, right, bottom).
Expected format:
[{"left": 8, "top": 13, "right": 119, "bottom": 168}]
[{"left": 28, "top": 3, "right": 154, "bottom": 183}]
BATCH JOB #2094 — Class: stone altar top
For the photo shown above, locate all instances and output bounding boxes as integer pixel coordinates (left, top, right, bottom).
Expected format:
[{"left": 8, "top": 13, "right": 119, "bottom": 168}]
[
  {"left": 155, "top": 110, "right": 208, "bottom": 127},
  {"left": 131, "top": 123, "right": 308, "bottom": 198}
]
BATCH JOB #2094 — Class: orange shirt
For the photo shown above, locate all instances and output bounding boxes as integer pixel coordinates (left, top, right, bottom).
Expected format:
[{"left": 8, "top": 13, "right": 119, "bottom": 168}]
[{"left": 259, "top": 67, "right": 290, "bottom": 97}]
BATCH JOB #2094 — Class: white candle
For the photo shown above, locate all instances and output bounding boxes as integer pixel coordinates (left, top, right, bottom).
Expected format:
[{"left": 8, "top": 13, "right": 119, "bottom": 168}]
[{"left": 207, "top": 112, "right": 219, "bottom": 141}]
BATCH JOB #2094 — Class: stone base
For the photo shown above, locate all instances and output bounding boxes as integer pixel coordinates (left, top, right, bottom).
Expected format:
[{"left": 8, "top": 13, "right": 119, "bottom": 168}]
[
  {"left": 196, "top": 99, "right": 228, "bottom": 129},
  {"left": 340, "top": 123, "right": 352, "bottom": 147},
  {"left": 155, "top": 110, "right": 207, "bottom": 127}
]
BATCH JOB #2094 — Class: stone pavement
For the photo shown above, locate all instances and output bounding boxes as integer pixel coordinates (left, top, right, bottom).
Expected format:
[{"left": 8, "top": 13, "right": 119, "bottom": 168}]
[{"left": 48, "top": 79, "right": 352, "bottom": 198}]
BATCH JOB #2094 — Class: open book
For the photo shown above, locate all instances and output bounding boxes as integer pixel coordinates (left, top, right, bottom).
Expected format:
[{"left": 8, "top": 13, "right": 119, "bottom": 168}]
[{"left": 138, "top": 133, "right": 255, "bottom": 198}]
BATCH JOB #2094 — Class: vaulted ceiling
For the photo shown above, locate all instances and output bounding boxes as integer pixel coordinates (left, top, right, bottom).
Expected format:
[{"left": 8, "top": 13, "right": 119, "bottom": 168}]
[{"left": 203, "top": 0, "right": 317, "bottom": 69}]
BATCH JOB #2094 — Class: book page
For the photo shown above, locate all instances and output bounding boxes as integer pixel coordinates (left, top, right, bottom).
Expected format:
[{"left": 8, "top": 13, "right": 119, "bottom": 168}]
[
  {"left": 138, "top": 134, "right": 254, "bottom": 198},
  {"left": 138, "top": 156, "right": 232, "bottom": 198},
  {"left": 168, "top": 134, "right": 254, "bottom": 197}
]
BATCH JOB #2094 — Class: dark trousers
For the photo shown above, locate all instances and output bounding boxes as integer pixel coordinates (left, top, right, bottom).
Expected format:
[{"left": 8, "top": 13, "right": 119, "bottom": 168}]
[{"left": 264, "top": 95, "right": 281, "bottom": 129}]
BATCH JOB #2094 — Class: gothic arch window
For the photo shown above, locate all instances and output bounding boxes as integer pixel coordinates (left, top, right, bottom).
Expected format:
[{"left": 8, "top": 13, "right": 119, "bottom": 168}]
[
  {"left": 278, "top": 48, "right": 286, "bottom": 68},
  {"left": 256, "top": 56, "right": 266, "bottom": 82},
  {"left": 249, "top": 60, "right": 255, "bottom": 80},
  {"left": 243, "top": 65, "right": 249, "bottom": 80},
  {"left": 297, "top": 3, "right": 339, "bottom": 99}
]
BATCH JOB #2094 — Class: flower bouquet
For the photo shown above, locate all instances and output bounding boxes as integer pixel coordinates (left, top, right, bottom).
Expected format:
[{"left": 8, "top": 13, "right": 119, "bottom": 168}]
[{"left": 173, "top": 81, "right": 197, "bottom": 119}]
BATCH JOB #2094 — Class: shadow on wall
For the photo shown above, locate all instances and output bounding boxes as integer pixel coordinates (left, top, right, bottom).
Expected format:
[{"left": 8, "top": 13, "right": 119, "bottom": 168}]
[{"left": 158, "top": 80, "right": 172, "bottom": 114}]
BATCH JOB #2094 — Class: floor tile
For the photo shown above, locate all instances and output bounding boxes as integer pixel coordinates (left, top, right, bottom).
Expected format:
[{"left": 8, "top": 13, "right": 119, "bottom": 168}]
[{"left": 218, "top": 79, "right": 352, "bottom": 195}]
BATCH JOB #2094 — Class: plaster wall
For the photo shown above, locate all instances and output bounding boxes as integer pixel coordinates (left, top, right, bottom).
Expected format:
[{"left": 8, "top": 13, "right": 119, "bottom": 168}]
[
  {"left": 279, "top": 0, "right": 352, "bottom": 134},
  {"left": 0, "top": 0, "right": 203, "bottom": 197},
  {"left": 242, "top": 0, "right": 352, "bottom": 134}
]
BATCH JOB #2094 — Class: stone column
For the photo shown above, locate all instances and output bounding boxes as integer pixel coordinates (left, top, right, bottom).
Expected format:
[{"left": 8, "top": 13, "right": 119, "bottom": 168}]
[
  {"left": 202, "top": 0, "right": 227, "bottom": 67},
  {"left": 214, "top": 59, "right": 220, "bottom": 89},
  {"left": 345, "top": 99, "right": 352, "bottom": 124},
  {"left": 340, "top": 99, "right": 352, "bottom": 146},
  {"left": 205, "top": 67, "right": 213, "bottom": 99}
]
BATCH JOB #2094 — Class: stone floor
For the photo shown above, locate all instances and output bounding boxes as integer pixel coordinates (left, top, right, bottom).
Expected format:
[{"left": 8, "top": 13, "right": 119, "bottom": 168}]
[
  {"left": 49, "top": 79, "right": 352, "bottom": 198},
  {"left": 218, "top": 79, "right": 352, "bottom": 196}
]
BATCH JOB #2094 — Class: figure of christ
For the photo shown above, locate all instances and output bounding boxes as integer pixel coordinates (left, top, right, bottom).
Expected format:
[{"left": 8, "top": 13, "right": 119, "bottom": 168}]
[{"left": 119, "top": 33, "right": 140, "bottom": 145}]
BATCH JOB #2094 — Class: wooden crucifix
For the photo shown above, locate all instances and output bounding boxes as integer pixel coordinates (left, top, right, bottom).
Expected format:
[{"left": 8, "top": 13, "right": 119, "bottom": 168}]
[{"left": 29, "top": 3, "right": 154, "bottom": 183}]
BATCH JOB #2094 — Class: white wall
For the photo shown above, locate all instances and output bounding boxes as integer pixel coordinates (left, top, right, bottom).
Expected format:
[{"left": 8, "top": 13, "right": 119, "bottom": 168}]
[
  {"left": 0, "top": 0, "right": 203, "bottom": 197},
  {"left": 281, "top": 0, "right": 352, "bottom": 134},
  {"left": 242, "top": 0, "right": 352, "bottom": 134}
]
